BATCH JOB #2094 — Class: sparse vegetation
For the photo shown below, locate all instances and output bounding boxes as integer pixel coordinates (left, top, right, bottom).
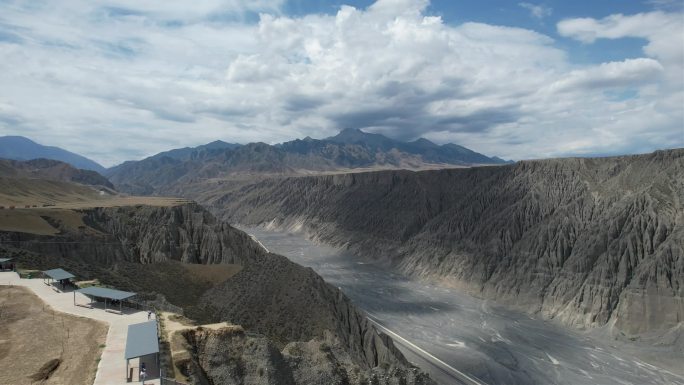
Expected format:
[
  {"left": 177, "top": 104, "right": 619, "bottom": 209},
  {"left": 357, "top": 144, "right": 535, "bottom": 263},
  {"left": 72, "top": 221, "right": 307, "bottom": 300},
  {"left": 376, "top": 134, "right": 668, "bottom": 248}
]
[
  {"left": 169, "top": 313, "right": 197, "bottom": 326},
  {"left": 0, "top": 286, "right": 107, "bottom": 385}
]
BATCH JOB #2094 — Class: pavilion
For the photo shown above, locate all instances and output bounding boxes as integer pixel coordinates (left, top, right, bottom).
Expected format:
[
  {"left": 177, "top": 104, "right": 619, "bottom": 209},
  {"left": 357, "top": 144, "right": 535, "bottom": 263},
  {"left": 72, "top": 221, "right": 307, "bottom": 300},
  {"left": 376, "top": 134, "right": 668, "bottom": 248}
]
[
  {"left": 43, "top": 268, "right": 75, "bottom": 288},
  {"left": 125, "top": 320, "right": 160, "bottom": 381},
  {"left": 75, "top": 286, "right": 136, "bottom": 314}
]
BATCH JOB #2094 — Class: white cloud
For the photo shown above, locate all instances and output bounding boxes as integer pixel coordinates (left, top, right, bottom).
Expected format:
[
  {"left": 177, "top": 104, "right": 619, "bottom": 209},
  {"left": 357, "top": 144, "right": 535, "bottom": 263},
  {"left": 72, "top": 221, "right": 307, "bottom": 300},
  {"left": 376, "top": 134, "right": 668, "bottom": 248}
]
[
  {"left": 548, "top": 58, "right": 664, "bottom": 93},
  {"left": 556, "top": 11, "right": 683, "bottom": 158},
  {"left": 557, "top": 12, "right": 683, "bottom": 66},
  {"left": 0, "top": 1, "right": 681, "bottom": 166},
  {"left": 518, "top": 2, "right": 552, "bottom": 20}
]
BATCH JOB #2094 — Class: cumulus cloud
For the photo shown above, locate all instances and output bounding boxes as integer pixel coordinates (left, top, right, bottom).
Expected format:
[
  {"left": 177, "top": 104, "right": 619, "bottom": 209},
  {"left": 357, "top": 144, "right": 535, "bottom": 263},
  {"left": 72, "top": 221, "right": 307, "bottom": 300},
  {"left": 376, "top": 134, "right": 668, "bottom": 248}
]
[
  {"left": 0, "top": 0, "right": 681, "bottom": 165},
  {"left": 556, "top": 11, "right": 683, "bottom": 156},
  {"left": 557, "top": 12, "right": 683, "bottom": 65}
]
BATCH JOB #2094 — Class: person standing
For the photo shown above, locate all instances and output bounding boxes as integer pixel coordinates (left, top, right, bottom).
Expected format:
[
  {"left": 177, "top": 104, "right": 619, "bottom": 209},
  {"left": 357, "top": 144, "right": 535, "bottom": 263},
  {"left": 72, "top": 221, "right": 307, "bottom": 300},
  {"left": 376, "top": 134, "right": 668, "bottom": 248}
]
[
  {"left": 140, "top": 362, "right": 147, "bottom": 383},
  {"left": 147, "top": 310, "right": 152, "bottom": 320}
]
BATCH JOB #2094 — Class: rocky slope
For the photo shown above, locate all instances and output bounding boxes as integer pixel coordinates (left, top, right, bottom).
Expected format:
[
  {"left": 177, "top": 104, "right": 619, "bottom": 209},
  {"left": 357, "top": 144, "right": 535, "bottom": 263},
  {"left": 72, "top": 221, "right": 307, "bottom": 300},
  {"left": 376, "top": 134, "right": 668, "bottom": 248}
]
[
  {"left": 0, "top": 202, "right": 433, "bottom": 384},
  {"left": 212, "top": 149, "right": 684, "bottom": 336},
  {"left": 196, "top": 252, "right": 408, "bottom": 367},
  {"left": 0, "top": 158, "right": 113, "bottom": 189},
  {"left": 181, "top": 326, "right": 431, "bottom": 385},
  {"left": 0, "top": 203, "right": 262, "bottom": 266},
  {"left": 106, "top": 128, "right": 507, "bottom": 195}
]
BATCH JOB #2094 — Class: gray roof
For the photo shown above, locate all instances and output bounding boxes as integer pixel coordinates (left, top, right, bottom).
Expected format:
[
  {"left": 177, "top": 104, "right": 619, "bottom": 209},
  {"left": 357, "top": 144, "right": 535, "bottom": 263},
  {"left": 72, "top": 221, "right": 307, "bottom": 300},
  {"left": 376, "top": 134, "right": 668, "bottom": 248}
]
[
  {"left": 43, "top": 268, "right": 75, "bottom": 281},
  {"left": 0, "top": 258, "right": 12, "bottom": 263},
  {"left": 77, "top": 286, "right": 136, "bottom": 301},
  {"left": 125, "top": 320, "right": 159, "bottom": 359}
]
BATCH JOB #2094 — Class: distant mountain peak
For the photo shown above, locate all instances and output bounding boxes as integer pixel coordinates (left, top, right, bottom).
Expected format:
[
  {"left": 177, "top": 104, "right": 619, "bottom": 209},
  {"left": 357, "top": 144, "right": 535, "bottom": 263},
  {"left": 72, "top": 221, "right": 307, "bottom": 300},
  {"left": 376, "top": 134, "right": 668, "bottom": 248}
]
[
  {"left": 3, "top": 135, "right": 32, "bottom": 142},
  {"left": 122, "top": 140, "right": 242, "bottom": 166},
  {"left": 0, "top": 135, "right": 105, "bottom": 172},
  {"left": 328, "top": 128, "right": 370, "bottom": 141},
  {"left": 326, "top": 128, "right": 396, "bottom": 149},
  {"left": 411, "top": 137, "right": 438, "bottom": 147}
]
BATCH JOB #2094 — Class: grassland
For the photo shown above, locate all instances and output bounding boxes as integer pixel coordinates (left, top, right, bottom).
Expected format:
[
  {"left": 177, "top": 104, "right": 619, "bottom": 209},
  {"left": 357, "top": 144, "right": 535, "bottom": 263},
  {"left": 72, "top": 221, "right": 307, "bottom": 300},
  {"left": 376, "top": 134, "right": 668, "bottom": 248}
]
[
  {"left": 0, "top": 176, "right": 101, "bottom": 206},
  {"left": 0, "top": 173, "right": 189, "bottom": 208},
  {"left": 0, "top": 184, "right": 190, "bottom": 236}
]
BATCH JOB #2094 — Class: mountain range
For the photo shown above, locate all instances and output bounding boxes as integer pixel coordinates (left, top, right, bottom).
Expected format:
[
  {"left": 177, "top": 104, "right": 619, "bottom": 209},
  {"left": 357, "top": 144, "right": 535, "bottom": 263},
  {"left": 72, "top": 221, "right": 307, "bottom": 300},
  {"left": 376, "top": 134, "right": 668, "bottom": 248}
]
[
  {"left": 282, "top": 128, "right": 508, "bottom": 165},
  {"left": 0, "top": 130, "right": 507, "bottom": 192},
  {"left": 0, "top": 136, "right": 105, "bottom": 172},
  {"left": 105, "top": 128, "right": 508, "bottom": 195}
]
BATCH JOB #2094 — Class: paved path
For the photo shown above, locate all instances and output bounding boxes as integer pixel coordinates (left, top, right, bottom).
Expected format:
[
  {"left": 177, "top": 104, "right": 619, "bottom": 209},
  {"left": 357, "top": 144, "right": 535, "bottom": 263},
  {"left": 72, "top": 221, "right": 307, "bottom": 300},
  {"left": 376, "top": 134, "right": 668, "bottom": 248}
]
[
  {"left": 367, "top": 314, "right": 484, "bottom": 385},
  {"left": 0, "top": 272, "right": 160, "bottom": 385}
]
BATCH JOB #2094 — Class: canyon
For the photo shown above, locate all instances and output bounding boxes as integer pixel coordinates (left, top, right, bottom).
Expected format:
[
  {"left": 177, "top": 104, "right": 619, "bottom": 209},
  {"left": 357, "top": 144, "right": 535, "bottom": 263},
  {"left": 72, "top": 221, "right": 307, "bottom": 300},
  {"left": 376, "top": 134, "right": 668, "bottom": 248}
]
[{"left": 203, "top": 149, "right": 683, "bottom": 338}]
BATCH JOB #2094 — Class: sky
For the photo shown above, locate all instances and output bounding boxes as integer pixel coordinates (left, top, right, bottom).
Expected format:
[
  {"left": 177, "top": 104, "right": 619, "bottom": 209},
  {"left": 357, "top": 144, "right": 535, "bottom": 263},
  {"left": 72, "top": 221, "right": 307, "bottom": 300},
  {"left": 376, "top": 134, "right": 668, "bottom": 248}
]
[{"left": 0, "top": 0, "right": 682, "bottom": 166}]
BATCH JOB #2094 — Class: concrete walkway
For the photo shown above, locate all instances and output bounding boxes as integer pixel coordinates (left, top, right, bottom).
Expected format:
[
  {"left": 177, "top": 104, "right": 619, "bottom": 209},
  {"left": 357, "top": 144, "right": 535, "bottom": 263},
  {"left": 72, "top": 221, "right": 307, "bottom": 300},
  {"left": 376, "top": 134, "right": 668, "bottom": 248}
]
[{"left": 0, "top": 272, "right": 160, "bottom": 385}]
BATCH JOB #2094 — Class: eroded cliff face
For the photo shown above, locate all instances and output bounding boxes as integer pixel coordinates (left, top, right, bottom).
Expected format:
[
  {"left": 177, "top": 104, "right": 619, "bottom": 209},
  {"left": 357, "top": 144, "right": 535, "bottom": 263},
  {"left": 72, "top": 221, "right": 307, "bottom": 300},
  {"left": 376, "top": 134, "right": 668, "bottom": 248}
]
[
  {"left": 195, "top": 253, "right": 409, "bottom": 371},
  {"left": 181, "top": 327, "right": 432, "bottom": 385},
  {"left": 190, "top": 252, "right": 433, "bottom": 384},
  {"left": 0, "top": 203, "right": 431, "bottom": 384},
  {"left": 80, "top": 203, "right": 266, "bottom": 265},
  {"left": 213, "top": 149, "right": 684, "bottom": 335},
  {"left": 0, "top": 203, "right": 264, "bottom": 267}
]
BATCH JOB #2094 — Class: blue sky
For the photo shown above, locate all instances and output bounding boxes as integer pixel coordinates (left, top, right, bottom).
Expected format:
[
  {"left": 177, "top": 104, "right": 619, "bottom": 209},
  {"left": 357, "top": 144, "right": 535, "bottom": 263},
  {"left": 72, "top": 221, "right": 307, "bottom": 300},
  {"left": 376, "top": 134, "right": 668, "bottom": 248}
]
[
  {"left": 288, "top": 0, "right": 675, "bottom": 64},
  {"left": 0, "top": 0, "right": 682, "bottom": 165}
]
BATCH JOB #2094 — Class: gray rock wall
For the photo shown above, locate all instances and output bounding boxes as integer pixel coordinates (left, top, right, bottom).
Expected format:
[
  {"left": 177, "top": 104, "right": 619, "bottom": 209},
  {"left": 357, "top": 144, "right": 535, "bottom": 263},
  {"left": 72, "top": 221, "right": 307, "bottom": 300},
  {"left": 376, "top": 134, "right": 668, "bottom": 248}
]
[
  {"left": 0, "top": 203, "right": 265, "bottom": 266},
  {"left": 214, "top": 149, "right": 684, "bottom": 335}
]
